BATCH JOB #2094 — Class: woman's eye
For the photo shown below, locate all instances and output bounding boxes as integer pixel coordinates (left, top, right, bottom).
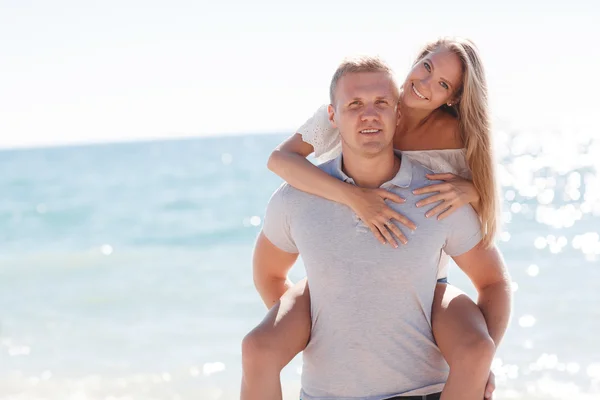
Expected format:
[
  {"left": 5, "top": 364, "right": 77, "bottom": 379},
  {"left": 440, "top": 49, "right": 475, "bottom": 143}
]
[
  {"left": 424, "top": 62, "right": 431, "bottom": 72},
  {"left": 440, "top": 82, "right": 449, "bottom": 90}
]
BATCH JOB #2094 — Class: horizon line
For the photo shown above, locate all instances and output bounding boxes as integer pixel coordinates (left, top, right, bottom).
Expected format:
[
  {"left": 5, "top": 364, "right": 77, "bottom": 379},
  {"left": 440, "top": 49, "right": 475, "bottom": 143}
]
[{"left": 0, "top": 130, "right": 292, "bottom": 152}]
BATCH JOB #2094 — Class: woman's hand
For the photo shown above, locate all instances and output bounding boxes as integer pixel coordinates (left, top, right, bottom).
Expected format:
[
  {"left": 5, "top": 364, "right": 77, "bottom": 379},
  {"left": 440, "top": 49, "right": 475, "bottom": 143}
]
[
  {"left": 346, "top": 187, "right": 416, "bottom": 248},
  {"left": 413, "top": 173, "right": 480, "bottom": 220}
]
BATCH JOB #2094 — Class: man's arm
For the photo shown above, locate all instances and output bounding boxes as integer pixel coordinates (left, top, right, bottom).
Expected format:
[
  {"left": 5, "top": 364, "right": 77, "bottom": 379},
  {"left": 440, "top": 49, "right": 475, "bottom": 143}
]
[
  {"left": 452, "top": 243, "right": 512, "bottom": 346},
  {"left": 253, "top": 231, "right": 299, "bottom": 309}
]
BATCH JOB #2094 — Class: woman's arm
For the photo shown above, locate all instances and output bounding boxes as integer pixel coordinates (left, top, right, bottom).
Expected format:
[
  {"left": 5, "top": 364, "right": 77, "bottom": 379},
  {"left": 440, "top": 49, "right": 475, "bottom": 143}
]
[
  {"left": 268, "top": 133, "right": 415, "bottom": 246},
  {"left": 267, "top": 133, "right": 353, "bottom": 206}
]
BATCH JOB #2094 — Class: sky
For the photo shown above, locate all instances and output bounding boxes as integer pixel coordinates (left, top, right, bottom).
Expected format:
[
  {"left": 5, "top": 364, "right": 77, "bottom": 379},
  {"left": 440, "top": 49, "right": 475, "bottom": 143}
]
[{"left": 0, "top": 0, "right": 598, "bottom": 149}]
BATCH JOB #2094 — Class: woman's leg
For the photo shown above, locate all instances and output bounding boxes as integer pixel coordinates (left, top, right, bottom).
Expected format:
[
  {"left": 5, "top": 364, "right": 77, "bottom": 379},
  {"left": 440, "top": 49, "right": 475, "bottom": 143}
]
[
  {"left": 241, "top": 278, "right": 311, "bottom": 400},
  {"left": 433, "top": 283, "right": 496, "bottom": 400}
]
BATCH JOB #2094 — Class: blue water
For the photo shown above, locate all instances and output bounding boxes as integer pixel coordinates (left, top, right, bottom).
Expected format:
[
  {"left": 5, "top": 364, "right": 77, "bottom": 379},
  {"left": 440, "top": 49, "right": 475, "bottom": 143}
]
[{"left": 1, "top": 132, "right": 599, "bottom": 399}]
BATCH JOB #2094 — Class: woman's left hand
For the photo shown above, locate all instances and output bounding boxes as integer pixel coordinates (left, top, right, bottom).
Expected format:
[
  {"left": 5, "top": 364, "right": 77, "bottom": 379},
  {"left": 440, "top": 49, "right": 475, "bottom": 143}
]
[{"left": 412, "top": 173, "right": 480, "bottom": 220}]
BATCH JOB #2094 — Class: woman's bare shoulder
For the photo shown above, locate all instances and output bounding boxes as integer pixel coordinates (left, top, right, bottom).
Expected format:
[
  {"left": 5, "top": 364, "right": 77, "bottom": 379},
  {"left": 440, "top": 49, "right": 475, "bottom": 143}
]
[{"left": 431, "top": 112, "right": 463, "bottom": 149}]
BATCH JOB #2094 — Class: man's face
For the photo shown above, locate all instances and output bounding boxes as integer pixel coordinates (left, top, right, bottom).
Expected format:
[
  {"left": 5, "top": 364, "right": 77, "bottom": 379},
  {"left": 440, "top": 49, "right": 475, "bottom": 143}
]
[{"left": 328, "top": 72, "right": 399, "bottom": 157}]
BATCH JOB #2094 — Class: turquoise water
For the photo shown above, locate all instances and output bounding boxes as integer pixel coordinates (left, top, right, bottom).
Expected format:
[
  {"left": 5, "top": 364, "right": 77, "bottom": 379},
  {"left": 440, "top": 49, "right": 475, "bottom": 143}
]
[{"left": 1, "top": 132, "right": 599, "bottom": 399}]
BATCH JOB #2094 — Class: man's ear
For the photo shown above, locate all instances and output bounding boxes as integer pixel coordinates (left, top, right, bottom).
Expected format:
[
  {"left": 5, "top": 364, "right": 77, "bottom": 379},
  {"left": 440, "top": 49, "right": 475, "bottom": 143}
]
[
  {"left": 327, "top": 104, "right": 337, "bottom": 129},
  {"left": 396, "top": 103, "right": 402, "bottom": 126}
]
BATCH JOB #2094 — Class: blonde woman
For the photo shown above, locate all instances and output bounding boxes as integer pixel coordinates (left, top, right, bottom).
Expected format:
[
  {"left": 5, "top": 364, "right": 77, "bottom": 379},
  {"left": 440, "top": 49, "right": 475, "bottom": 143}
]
[{"left": 243, "top": 38, "right": 509, "bottom": 400}]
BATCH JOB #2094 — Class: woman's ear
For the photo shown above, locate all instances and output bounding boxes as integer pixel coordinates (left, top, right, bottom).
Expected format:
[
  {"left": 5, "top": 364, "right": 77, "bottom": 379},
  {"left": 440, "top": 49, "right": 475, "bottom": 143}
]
[
  {"left": 446, "top": 99, "right": 458, "bottom": 107},
  {"left": 447, "top": 97, "right": 460, "bottom": 107}
]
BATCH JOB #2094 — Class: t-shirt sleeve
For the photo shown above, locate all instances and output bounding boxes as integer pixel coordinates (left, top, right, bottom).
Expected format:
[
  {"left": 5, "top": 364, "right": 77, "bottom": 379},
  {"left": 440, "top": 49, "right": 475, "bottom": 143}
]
[
  {"left": 262, "top": 184, "right": 299, "bottom": 254},
  {"left": 443, "top": 205, "right": 483, "bottom": 257},
  {"left": 297, "top": 104, "right": 342, "bottom": 160}
]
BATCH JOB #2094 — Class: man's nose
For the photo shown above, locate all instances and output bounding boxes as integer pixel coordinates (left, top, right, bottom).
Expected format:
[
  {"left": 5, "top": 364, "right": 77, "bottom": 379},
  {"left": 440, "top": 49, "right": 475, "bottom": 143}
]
[{"left": 361, "top": 104, "right": 379, "bottom": 121}]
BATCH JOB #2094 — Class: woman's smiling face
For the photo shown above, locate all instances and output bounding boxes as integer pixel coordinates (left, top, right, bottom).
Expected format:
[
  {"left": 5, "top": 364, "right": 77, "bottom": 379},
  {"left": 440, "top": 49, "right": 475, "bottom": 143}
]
[{"left": 402, "top": 48, "right": 464, "bottom": 111}]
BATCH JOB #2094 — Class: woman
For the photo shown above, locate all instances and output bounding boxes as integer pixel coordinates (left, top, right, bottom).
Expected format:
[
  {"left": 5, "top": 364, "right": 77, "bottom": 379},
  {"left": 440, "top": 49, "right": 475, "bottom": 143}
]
[{"left": 242, "top": 37, "right": 500, "bottom": 400}]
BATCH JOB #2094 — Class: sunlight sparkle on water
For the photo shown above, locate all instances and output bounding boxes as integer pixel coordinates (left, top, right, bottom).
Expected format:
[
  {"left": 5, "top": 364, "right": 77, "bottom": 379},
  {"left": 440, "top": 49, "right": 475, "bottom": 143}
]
[
  {"left": 526, "top": 264, "right": 540, "bottom": 277},
  {"left": 534, "top": 237, "right": 547, "bottom": 250},
  {"left": 566, "top": 363, "right": 581, "bottom": 375},
  {"left": 519, "top": 315, "right": 536, "bottom": 328},
  {"left": 250, "top": 216, "right": 261, "bottom": 226},
  {"left": 221, "top": 153, "right": 233, "bottom": 165},
  {"left": 8, "top": 345, "right": 31, "bottom": 357},
  {"left": 203, "top": 362, "right": 226, "bottom": 376},
  {"left": 587, "top": 363, "right": 600, "bottom": 379},
  {"left": 101, "top": 244, "right": 114, "bottom": 256}
]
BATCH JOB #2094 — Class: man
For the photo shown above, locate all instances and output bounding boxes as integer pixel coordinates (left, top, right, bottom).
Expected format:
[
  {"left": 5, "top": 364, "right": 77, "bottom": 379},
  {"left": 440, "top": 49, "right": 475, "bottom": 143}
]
[{"left": 250, "top": 56, "right": 510, "bottom": 399}]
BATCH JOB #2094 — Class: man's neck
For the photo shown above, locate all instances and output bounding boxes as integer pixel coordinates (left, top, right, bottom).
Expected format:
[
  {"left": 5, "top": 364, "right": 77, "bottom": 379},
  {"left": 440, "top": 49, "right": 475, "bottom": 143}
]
[{"left": 341, "top": 148, "right": 400, "bottom": 189}]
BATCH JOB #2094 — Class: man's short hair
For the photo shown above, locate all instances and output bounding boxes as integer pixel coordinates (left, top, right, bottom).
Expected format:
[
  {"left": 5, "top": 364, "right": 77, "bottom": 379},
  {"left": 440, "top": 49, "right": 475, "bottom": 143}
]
[{"left": 329, "top": 56, "right": 397, "bottom": 104}]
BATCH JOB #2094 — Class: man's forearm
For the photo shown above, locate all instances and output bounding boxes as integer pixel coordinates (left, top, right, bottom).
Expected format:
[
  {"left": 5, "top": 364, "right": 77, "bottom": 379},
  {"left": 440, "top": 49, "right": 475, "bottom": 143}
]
[
  {"left": 477, "top": 280, "right": 512, "bottom": 346},
  {"left": 254, "top": 275, "right": 295, "bottom": 309}
]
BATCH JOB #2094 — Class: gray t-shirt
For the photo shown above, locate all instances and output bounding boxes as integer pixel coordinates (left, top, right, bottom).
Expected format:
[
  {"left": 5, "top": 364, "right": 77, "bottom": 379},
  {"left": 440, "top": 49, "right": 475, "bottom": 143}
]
[{"left": 262, "top": 150, "right": 482, "bottom": 400}]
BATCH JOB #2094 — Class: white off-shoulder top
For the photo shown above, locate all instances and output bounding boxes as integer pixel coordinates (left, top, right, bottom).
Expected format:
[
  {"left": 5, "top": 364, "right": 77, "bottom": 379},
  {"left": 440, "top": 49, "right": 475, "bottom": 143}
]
[{"left": 297, "top": 105, "right": 473, "bottom": 279}]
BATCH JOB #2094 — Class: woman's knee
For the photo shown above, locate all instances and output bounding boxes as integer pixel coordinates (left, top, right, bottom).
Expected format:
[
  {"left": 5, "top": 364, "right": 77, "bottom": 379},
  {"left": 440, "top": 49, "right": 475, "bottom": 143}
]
[
  {"left": 432, "top": 283, "right": 496, "bottom": 365},
  {"left": 242, "top": 326, "right": 281, "bottom": 369},
  {"left": 242, "top": 279, "right": 311, "bottom": 371},
  {"left": 454, "top": 330, "right": 496, "bottom": 366}
]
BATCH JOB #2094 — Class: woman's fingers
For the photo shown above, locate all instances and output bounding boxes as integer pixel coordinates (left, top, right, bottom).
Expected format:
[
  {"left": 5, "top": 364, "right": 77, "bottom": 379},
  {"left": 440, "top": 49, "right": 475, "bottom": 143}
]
[
  {"left": 436, "top": 205, "right": 458, "bottom": 220},
  {"left": 425, "top": 202, "right": 452, "bottom": 219},
  {"left": 367, "top": 222, "right": 397, "bottom": 248},
  {"left": 378, "top": 189, "right": 405, "bottom": 204},
  {"left": 426, "top": 173, "right": 456, "bottom": 181},
  {"left": 412, "top": 183, "right": 449, "bottom": 195},
  {"left": 416, "top": 193, "right": 446, "bottom": 208},
  {"left": 368, "top": 225, "right": 386, "bottom": 246},
  {"left": 378, "top": 216, "right": 409, "bottom": 246},
  {"left": 377, "top": 222, "right": 398, "bottom": 248},
  {"left": 388, "top": 210, "right": 416, "bottom": 231},
  {"left": 384, "top": 220, "right": 408, "bottom": 245}
]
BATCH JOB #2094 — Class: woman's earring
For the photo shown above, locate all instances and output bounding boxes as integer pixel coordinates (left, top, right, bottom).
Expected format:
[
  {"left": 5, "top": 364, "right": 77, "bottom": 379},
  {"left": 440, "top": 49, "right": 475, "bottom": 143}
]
[{"left": 447, "top": 103, "right": 452, "bottom": 107}]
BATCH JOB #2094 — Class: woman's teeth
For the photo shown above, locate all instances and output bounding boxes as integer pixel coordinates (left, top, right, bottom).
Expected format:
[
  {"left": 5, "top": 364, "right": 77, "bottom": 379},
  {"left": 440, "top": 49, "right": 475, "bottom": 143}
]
[
  {"left": 361, "top": 129, "right": 379, "bottom": 133},
  {"left": 412, "top": 84, "right": 427, "bottom": 100}
]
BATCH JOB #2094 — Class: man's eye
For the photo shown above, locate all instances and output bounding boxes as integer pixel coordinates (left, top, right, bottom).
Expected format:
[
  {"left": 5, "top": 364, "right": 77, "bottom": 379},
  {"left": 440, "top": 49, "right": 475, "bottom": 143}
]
[
  {"left": 349, "top": 101, "right": 360, "bottom": 106},
  {"left": 376, "top": 100, "right": 389, "bottom": 105}
]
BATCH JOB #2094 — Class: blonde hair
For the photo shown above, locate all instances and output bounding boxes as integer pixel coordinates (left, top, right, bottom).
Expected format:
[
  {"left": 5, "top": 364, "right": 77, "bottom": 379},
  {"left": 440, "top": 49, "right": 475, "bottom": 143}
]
[
  {"left": 329, "top": 56, "right": 398, "bottom": 104},
  {"left": 415, "top": 37, "right": 499, "bottom": 247}
]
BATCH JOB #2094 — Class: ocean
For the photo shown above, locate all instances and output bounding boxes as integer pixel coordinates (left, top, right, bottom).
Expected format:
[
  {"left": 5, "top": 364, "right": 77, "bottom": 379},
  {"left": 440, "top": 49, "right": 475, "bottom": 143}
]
[{"left": 1, "top": 131, "right": 599, "bottom": 400}]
